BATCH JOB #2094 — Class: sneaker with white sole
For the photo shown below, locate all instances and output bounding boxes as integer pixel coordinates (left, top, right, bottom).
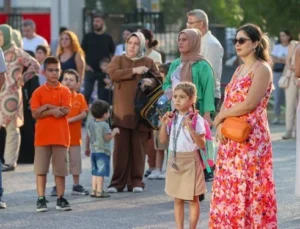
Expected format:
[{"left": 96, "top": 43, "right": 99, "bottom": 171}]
[
  {"left": 56, "top": 196, "right": 72, "bottom": 211},
  {"left": 133, "top": 187, "right": 143, "bottom": 193},
  {"left": 72, "top": 184, "right": 89, "bottom": 195},
  {"left": 158, "top": 171, "right": 166, "bottom": 180},
  {"left": 36, "top": 196, "right": 48, "bottom": 212},
  {"left": 148, "top": 169, "right": 161, "bottom": 180},
  {"left": 0, "top": 198, "right": 6, "bottom": 209},
  {"left": 107, "top": 187, "right": 118, "bottom": 193}
]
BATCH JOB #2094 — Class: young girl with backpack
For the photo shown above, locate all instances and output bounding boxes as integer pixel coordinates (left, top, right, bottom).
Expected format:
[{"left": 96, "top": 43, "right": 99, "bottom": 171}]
[{"left": 159, "top": 82, "right": 206, "bottom": 229}]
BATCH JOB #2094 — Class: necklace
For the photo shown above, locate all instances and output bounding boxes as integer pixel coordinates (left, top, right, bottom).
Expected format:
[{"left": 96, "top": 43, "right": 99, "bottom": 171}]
[{"left": 237, "top": 59, "right": 257, "bottom": 79}]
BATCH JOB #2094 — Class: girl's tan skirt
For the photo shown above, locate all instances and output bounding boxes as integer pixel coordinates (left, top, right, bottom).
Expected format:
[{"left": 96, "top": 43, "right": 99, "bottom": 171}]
[{"left": 165, "top": 151, "right": 206, "bottom": 201}]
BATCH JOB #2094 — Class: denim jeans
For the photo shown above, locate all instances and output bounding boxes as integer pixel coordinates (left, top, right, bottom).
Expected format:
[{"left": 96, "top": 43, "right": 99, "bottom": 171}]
[
  {"left": 83, "top": 71, "right": 106, "bottom": 104},
  {"left": 0, "top": 163, "right": 3, "bottom": 198}
]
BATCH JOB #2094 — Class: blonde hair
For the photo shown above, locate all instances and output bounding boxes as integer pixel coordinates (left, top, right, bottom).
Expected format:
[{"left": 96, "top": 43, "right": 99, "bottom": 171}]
[
  {"left": 57, "top": 30, "right": 85, "bottom": 58},
  {"left": 174, "top": 82, "right": 197, "bottom": 100}
]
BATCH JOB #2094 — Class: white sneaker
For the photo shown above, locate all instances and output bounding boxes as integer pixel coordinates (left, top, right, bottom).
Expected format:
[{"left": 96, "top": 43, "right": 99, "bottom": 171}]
[
  {"left": 133, "top": 187, "right": 143, "bottom": 193},
  {"left": 158, "top": 171, "right": 166, "bottom": 180},
  {"left": 148, "top": 169, "right": 161, "bottom": 180},
  {"left": 0, "top": 200, "right": 7, "bottom": 209},
  {"left": 107, "top": 187, "right": 118, "bottom": 193}
]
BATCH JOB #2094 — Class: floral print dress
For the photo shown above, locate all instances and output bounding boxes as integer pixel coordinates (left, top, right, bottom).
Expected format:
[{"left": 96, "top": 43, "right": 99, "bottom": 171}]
[
  {"left": 0, "top": 45, "right": 39, "bottom": 127},
  {"left": 209, "top": 70, "right": 277, "bottom": 229}
]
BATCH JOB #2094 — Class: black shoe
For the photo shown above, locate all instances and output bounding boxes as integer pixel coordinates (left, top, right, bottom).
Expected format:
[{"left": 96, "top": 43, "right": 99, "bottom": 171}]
[
  {"left": 36, "top": 196, "right": 48, "bottom": 212},
  {"left": 56, "top": 196, "right": 72, "bottom": 211},
  {"left": 2, "top": 164, "right": 16, "bottom": 172},
  {"left": 199, "top": 194, "right": 205, "bottom": 202},
  {"left": 50, "top": 186, "right": 57, "bottom": 196},
  {"left": 144, "top": 169, "right": 152, "bottom": 178},
  {"left": 72, "top": 184, "right": 89, "bottom": 195},
  {"left": 204, "top": 169, "right": 214, "bottom": 182}
]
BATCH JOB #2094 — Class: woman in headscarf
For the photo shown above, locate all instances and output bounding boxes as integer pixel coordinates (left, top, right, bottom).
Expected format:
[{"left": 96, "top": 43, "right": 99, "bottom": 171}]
[
  {"left": 0, "top": 24, "right": 40, "bottom": 171},
  {"left": 106, "top": 32, "right": 161, "bottom": 193},
  {"left": 162, "top": 29, "right": 215, "bottom": 203},
  {"left": 12, "top": 29, "right": 23, "bottom": 49},
  {"left": 163, "top": 29, "right": 215, "bottom": 119}
]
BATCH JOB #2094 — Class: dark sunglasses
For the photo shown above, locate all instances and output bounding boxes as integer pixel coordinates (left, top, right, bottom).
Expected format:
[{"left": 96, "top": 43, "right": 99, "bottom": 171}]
[
  {"left": 46, "top": 68, "right": 60, "bottom": 73},
  {"left": 233, "top": 38, "right": 251, "bottom": 45}
]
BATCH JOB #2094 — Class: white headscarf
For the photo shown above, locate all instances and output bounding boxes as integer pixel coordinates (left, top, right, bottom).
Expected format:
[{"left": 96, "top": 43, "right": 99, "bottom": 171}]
[{"left": 125, "top": 32, "right": 146, "bottom": 60}]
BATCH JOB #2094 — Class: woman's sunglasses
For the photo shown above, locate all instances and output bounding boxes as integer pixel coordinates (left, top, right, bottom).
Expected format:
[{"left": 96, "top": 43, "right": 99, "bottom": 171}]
[{"left": 233, "top": 38, "right": 251, "bottom": 45}]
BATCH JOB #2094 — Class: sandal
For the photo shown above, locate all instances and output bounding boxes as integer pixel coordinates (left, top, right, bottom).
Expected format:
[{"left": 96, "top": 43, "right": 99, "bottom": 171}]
[
  {"left": 96, "top": 191, "right": 110, "bottom": 198},
  {"left": 90, "top": 190, "right": 97, "bottom": 198}
]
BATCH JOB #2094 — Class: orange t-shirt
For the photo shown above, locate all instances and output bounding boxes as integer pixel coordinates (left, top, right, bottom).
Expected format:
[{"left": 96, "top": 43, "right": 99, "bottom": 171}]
[
  {"left": 68, "top": 92, "right": 88, "bottom": 146},
  {"left": 30, "top": 83, "right": 72, "bottom": 147}
]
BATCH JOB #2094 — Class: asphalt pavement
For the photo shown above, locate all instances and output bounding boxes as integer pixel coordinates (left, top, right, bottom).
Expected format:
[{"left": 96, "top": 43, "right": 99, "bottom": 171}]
[{"left": 0, "top": 124, "right": 299, "bottom": 229}]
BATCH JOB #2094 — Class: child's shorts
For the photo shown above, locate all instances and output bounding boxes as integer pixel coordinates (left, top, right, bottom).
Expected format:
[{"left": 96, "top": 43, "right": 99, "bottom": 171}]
[
  {"left": 34, "top": 146, "right": 68, "bottom": 176},
  {"left": 69, "top": 146, "right": 82, "bottom": 175},
  {"left": 91, "top": 153, "right": 110, "bottom": 177}
]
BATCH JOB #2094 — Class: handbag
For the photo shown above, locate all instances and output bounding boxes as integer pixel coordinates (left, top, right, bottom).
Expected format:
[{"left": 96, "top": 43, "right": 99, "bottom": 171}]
[
  {"left": 273, "top": 63, "right": 285, "bottom": 72},
  {"left": 134, "top": 71, "right": 165, "bottom": 130},
  {"left": 221, "top": 117, "right": 252, "bottom": 143},
  {"left": 278, "top": 75, "right": 290, "bottom": 89}
]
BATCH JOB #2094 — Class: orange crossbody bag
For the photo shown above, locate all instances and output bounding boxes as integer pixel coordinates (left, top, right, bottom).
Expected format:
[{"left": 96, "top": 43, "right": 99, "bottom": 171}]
[{"left": 221, "top": 117, "right": 252, "bottom": 143}]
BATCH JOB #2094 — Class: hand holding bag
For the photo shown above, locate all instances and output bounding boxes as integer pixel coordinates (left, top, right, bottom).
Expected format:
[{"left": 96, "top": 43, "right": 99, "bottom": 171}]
[{"left": 221, "top": 117, "right": 252, "bottom": 143}]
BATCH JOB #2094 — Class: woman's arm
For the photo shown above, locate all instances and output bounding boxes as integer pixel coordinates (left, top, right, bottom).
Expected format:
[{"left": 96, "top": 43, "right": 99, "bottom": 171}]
[
  {"left": 75, "top": 52, "right": 86, "bottom": 82},
  {"left": 215, "top": 63, "right": 272, "bottom": 125},
  {"left": 20, "top": 50, "right": 40, "bottom": 82},
  {"left": 107, "top": 56, "right": 134, "bottom": 82}
]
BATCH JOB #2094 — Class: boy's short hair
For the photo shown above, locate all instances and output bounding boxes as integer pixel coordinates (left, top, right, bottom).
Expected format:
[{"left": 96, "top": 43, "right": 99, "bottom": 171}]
[
  {"left": 100, "top": 57, "right": 110, "bottom": 65},
  {"left": 36, "top": 45, "right": 50, "bottom": 56},
  {"left": 62, "top": 69, "right": 80, "bottom": 82},
  {"left": 91, "top": 100, "right": 110, "bottom": 119},
  {"left": 44, "top": 56, "right": 60, "bottom": 69}
]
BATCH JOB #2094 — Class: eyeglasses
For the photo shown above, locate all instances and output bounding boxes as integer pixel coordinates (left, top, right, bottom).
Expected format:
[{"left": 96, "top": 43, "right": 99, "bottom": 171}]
[
  {"left": 233, "top": 38, "right": 251, "bottom": 45},
  {"left": 186, "top": 20, "right": 202, "bottom": 26},
  {"left": 46, "top": 68, "right": 60, "bottom": 73}
]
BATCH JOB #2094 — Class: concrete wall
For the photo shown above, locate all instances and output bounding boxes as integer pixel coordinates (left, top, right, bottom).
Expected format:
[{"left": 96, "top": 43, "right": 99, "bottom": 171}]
[{"left": 51, "top": 0, "right": 85, "bottom": 42}]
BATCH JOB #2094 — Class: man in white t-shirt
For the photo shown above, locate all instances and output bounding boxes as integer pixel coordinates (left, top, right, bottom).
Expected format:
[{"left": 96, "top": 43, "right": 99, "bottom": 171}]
[
  {"left": 187, "top": 9, "right": 224, "bottom": 112},
  {"left": 22, "top": 19, "right": 49, "bottom": 53}
]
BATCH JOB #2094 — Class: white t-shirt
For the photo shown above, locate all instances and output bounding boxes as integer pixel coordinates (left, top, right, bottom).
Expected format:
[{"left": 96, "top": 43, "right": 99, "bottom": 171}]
[
  {"left": 201, "top": 31, "right": 224, "bottom": 99},
  {"left": 147, "top": 49, "right": 162, "bottom": 65},
  {"left": 271, "top": 44, "right": 288, "bottom": 58},
  {"left": 22, "top": 34, "right": 49, "bottom": 53},
  {"left": 168, "top": 114, "right": 206, "bottom": 153},
  {"left": 114, "top": 44, "right": 125, "bottom": 56}
]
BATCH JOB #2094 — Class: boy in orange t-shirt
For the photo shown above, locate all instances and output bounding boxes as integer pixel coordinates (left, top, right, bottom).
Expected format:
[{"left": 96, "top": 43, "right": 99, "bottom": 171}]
[
  {"left": 31, "top": 56, "right": 72, "bottom": 212},
  {"left": 50, "top": 69, "right": 89, "bottom": 196}
]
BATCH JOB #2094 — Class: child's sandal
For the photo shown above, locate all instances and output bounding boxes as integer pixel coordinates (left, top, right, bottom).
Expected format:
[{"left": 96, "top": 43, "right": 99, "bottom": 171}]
[
  {"left": 96, "top": 191, "right": 110, "bottom": 198},
  {"left": 90, "top": 190, "right": 97, "bottom": 198}
]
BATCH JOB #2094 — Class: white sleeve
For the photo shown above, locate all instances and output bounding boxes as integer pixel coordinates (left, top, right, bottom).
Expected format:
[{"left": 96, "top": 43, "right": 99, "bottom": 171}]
[
  {"left": 0, "top": 49, "right": 7, "bottom": 73},
  {"left": 271, "top": 45, "right": 279, "bottom": 57},
  {"left": 195, "top": 115, "right": 206, "bottom": 135}
]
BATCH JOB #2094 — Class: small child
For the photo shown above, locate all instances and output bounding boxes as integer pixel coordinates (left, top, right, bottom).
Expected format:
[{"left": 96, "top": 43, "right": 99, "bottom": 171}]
[
  {"left": 31, "top": 56, "right": 72, "bottom": 212},
  {"left": 35, "top": 45, "right": 50, "bottom": 85},
  {"left": 100, "top": 58, "right": 113, "bottom": 105},
  {"left": 50, "top": 69, "right": 89, "bottom": 196},
  {"left": 148, "top": 62, "right": 171, "bottom": 180},
  {"left": 85, "top": 100, "right": 120, "bottom": 198},
  {"left": 159, "top": 82, "right": 206, "bottom": 229}
]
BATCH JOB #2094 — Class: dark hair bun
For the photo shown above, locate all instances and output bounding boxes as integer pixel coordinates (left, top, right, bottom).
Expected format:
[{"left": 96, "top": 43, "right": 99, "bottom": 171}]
[{"left": 152, "top": 40, "right": 158, "bottom": 47}]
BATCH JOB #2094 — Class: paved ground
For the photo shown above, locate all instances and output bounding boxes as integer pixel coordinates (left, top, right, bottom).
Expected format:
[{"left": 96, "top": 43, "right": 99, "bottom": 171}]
[{"left": 0, "top": 124, "right": 299, "bottom": 229}]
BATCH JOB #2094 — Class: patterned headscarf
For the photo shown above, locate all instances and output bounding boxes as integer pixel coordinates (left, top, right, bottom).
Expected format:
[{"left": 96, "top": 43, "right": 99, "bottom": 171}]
[
  {"left": 0, "top": 24, "right": 14, "bottom": 52},
  {"left": 179, "top": 29, "right": 205, "bottom": 82},
  {"left": 125, "top": 32, "right": 146, "bottom": 60}
]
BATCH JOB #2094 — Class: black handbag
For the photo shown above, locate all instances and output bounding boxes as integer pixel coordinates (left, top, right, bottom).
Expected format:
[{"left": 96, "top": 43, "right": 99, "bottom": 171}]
[
  {"left": 273, "top": 63, "right": 285, "bottom": 72},
  {"left": 134, "top": 71, "right": 167, "bottom": 129}
]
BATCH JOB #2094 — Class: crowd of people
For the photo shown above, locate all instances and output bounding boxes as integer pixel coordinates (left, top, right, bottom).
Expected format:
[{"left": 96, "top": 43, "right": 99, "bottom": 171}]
[{"left": 0, "top": 8, "right": 299, "bottom": 229}]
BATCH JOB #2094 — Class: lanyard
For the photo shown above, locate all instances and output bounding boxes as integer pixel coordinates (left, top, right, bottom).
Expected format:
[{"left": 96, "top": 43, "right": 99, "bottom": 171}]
[{"left": 172, "top": 112, "right": 186, "bottom": 159}]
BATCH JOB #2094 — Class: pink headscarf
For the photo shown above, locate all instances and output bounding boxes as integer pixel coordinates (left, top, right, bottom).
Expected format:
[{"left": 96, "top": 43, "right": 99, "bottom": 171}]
[{"left": 179, "top": 29, "right": 205, "bottom": 82}]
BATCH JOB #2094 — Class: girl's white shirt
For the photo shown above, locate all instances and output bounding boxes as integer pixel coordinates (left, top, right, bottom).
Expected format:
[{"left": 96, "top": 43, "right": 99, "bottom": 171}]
[{"left": 167, "top": 114, "right": 206, "bottom": 153}]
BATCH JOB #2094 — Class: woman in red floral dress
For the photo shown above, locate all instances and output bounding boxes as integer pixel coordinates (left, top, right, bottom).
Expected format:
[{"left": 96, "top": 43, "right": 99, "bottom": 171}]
[{"left": 210, "top": 24, "right": 277, "bottom": 228}]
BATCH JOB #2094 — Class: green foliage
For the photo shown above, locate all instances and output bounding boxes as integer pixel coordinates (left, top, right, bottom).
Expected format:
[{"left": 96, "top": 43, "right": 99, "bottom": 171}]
[{"left": 86, "top": 0, "right": 300, "bottom": 37}]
